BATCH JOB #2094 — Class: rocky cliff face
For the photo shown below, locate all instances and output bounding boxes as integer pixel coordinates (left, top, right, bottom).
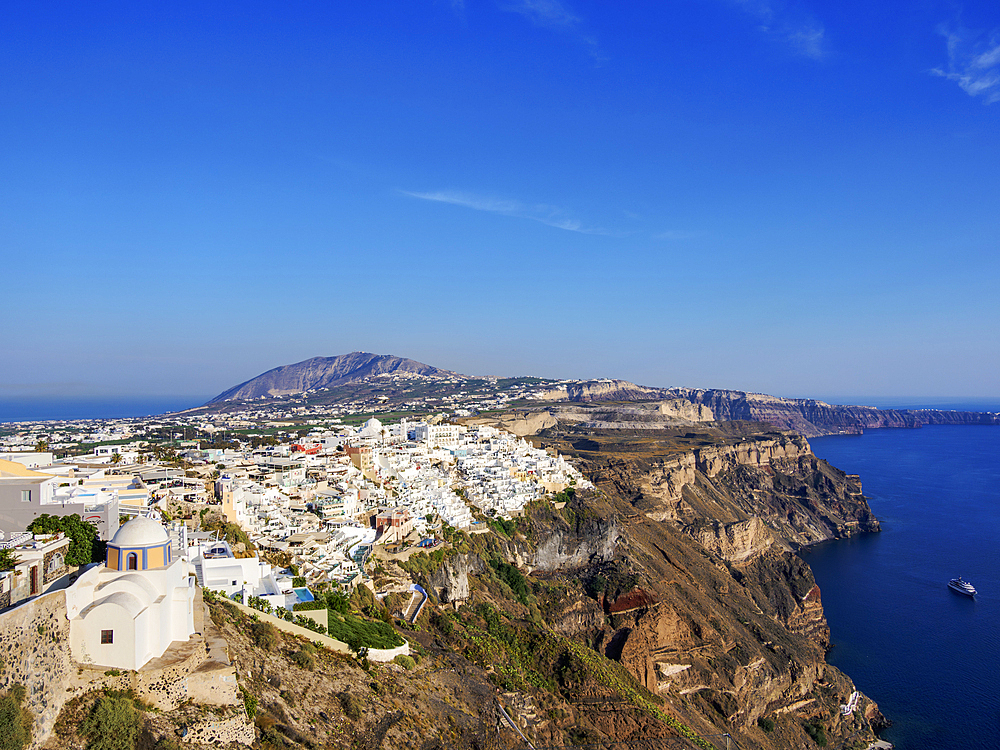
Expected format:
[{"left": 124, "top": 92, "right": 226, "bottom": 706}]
[
  {"left": 537, "top": 379, "right": 671, "bottom": 402},
  {"left": 666, "top": 388, "right": 1000, "bottom": 436},
  {"left": 518, "top": 426, "right": 884, "bottom": 748},
  {"left": 504, "top": 389, "right": 998, "bottom": 439},
  {"left": 425, "top": 553, "right": 485, "bottom": 604},
  {"left": 611, "top": 432, "right": 880, "bottom": 549}
]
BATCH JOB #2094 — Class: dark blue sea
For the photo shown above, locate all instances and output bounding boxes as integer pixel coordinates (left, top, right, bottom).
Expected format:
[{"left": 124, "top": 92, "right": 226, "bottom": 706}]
[
  {"left": 805, "top": 425, "right": 1000, "bottom": 750},
  {"left": 0, "top": 396, "right": 210, "bottom": 424}
]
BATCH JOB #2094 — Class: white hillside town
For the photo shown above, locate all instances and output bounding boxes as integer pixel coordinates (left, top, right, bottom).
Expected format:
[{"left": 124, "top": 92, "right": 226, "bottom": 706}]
[
  {"left": 0, "top": 404, "right": 590, "bottom": 749},
  {"left": 1, "top": 409, "right": 590, "bottom": 613},
  {"left": 204, "top": 416, "right": 590, "bottom": 590}
]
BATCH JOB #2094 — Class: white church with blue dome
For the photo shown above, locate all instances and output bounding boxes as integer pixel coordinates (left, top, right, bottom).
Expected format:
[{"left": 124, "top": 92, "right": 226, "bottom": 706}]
[{"left": 67, "top": 516, "right": 196, "bottom": 670}]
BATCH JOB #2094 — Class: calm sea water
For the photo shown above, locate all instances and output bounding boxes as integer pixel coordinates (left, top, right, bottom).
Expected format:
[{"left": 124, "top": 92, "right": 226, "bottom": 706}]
[
  {"left": 0, "top": 396, "right": 210, "bottom": 424},
  {"left": 805, "top": 425, "right": 1000, "bottom": 749}
]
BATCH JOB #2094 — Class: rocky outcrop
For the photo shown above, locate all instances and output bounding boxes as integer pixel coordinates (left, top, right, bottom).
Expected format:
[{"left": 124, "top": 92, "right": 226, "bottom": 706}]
[
  {"left": 537, "top": 379, "right": 670, "bottom": 402},
  {"left": 493, "top": 410, "right": 558, "bottom": 437},
  {"left": 694, "top": 518, "right": 774, "bottom": 563},
  {"left": 209, "top": 352, "right": 463, "bottom": 402},
  {"left": 425, "top": 553, "right": 484, "bottom": 604},
  {"left": 531, "top": 519, "right": 619, "bottom": 572},
  {"left": 596, "top": 432, "right": 880, "bottom": 549}
]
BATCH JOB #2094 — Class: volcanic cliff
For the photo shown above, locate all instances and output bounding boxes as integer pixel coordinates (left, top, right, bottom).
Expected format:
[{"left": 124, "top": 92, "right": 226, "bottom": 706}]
[{"left": 399, "top": 424, "right": 887, "bottom": 749}]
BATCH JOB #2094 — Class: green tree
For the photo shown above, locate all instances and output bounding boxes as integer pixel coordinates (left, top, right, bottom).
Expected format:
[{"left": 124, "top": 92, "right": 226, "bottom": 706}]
[
  {"left": 81, "top": 692, "right": 143, "bottom": 750},
  {"left": 323, "top": 590, "right": 351, "bottom": 614},
  {"left": 34, "top": 440, "right": 48, "bottom": 452},
  {"left": 0, "top": 549, "right": 19, "bottom": 572},
  {"left": 27, "top": 514, "right": 101, "bottom": 566},
  {"left": 0, "top": 684, "right": 32, "bottom": 750}
]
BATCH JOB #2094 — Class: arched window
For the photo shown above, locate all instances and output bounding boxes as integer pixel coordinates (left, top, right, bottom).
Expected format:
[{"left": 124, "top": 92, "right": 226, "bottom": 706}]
[
  {"left": 47, "top": 552, "right": 65, "bottom": 575},
  {"left": 126, "top": 552, "right": 139, "bottom": 570}
]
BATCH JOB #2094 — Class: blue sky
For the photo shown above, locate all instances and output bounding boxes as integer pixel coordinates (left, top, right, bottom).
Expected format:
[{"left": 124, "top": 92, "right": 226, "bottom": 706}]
[{"left": 2, "top": 0, "right": 998, "bottom": 402}]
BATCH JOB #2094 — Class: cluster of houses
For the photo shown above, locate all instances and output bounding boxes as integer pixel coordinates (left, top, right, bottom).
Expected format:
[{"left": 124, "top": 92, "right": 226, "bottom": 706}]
[
  {"left": 1, "top": 414, "right": 588, "bottom": 615},
  {"left": 203, "top": 417, "right": 588, "bottom": 589},
  {"left": 0, "top": 402, "right": 598, "bottom": 695}
]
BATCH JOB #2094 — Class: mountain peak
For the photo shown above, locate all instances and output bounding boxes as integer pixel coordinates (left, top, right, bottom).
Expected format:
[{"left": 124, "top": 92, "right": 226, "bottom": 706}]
[{"left": 208, "top": 353, "right": 463, "bottom": 403}]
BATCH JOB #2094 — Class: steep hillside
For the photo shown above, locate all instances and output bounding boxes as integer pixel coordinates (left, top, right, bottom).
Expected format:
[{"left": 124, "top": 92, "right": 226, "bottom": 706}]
[
  {"left": 45, "top": 426, "right": 888, "bottom": 750},
  {"left": 406, "top": 426, "right": 887, "bottom": 750},
  {"left": 209, "top": 353, "right": 464, "bottom": 403}
]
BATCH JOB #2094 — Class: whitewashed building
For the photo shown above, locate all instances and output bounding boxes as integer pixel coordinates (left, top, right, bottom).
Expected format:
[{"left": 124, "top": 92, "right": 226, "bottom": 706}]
[{"left": 67, "top": 517, "right": 196, "bottom": 670}]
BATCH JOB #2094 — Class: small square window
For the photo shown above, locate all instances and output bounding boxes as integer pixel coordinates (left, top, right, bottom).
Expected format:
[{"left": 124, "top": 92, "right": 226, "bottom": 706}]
[
  {"left": 232, "top": 581, "right": 237, "bottom": 586},
  {"left": 101, "top": 629, "right": 114, "bottom": 644},
  {"left": 20, "top": 490, "right": 31, "bottom": 503}
]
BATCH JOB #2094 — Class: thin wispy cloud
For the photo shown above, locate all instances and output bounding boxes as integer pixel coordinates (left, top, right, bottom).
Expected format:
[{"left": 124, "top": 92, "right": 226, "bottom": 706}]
[
  {"left": 500, "top": 0, "right": 580, "bottom": 29},
  {"left": 498, "top": 0, "right": 605, "bottom": 62},
  {"left": 401, "top": 189, "right": 607, "bottom": 233},
  {"left": 732, "top": 0, "right": 827, "bottom": 60},
  {"left": 931, "top": 26, "right": 1000, "bottom": 104}
]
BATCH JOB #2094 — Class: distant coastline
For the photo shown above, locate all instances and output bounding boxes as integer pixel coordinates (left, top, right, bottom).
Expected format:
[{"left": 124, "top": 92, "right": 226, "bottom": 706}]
[
  {"left": 2, "top": 392, "right": 998, "bottom": 427},
  {"left": 0, "top": 396, "right": 211, "bottom": 424},
  {"left": 814, "top": 396, "right": 1000, "bottom": 413}
]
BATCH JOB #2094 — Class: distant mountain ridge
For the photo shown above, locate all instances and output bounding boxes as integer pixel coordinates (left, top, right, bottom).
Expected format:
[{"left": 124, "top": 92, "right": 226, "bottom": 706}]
[
  {"left": 536, "top": 384, "right": 1000, "bottom": 437},
  {"left": 208, "top": 352, "right": 463, "bottom": 403},
  {"left": 207, "top": 354, "right": 1000, "bottom": 437}
]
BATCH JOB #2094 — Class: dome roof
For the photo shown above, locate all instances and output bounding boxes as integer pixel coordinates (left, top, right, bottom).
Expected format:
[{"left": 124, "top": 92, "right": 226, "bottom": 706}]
[{"left": 110, "top": 516, "right": 169, "bottom": 547}]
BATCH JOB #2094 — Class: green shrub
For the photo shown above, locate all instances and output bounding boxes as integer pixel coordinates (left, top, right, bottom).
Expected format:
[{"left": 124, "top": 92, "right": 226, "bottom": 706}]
[
  {"left": 0, "top": 684, "right": 32, "bottom": 750},
  {"left": 489, "top": 558, "right": 530, "bottom": 604},
  {"left": 489, "top": 517, "right": 517, "bottom": 538},
  {"left": 27, "top": 513, "right": 101, "bottom": 564},
  {"left": 292, "top": 576, "right": 306, "bottom": 588},
  {"left": 0, "top": 549, "right": 19, "bottom": 572},
  {"left": 291, "top": 650, "right": 315, "bottom": 670},
  {"left": 803, "top": 721, "right": 827, "bottom": 746},
  {"left": 292, "top": 601, "right": 326, "bottom": 611},
  {"left": 393, "top": 654, "right": 415, "bottom": 670},
  {"left": 246, "top": 596, "right": 273, "bottom": 615},
  {"left": 323, "top": 590, "right": 351, "bottom": 614},
  {"left": 252, "top": 621, "right": 279, "bottom": 651},
  {"left": 757, "top": 717, "right": 774, "bottom": 733},
  {"left": 292, "top": 614, "right": 326, "bottom": 635},
  {"left": 240, "top": 689, "right": 258, "bottom": 721},
  {"left": 337, "top": 691, "right": 363, "bottom": 721},
  {"left": 81, "top": 691, "right": 143, "bottom": 750},
  {"left": 584, "top": 574, "right": 606, "bottom": 599},
  {"left": 430, "top": 610, "right": 454, "bottom": 636}
]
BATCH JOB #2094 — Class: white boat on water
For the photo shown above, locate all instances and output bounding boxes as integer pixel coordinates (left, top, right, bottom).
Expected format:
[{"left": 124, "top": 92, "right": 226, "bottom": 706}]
[{"left": 948, "top": 577, "right": 977, "bottom": 597}]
